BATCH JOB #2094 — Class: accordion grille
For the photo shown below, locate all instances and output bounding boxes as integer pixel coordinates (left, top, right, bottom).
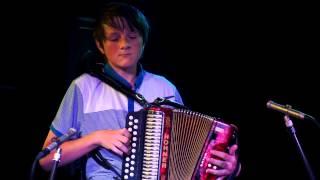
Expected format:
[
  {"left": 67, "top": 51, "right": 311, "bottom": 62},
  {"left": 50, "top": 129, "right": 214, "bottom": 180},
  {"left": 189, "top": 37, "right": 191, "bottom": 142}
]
[{"left": 168, "top": 109, "right": 215, "bottom": 180}]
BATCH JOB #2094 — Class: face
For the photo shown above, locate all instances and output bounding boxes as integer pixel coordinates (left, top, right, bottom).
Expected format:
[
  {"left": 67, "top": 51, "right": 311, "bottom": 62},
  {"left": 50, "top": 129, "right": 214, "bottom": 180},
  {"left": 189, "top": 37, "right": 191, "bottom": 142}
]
[{"left": 96, "top": 19, "right": 144, "bottom": 73}]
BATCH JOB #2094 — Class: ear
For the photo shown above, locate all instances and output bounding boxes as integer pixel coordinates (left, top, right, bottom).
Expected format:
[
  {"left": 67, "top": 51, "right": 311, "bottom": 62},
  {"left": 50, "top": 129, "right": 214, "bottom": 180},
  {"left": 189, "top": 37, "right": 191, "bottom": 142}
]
[
  {"left": 141, "top": 44, "right": 145, "bottom": 54},
  {"left": 95, "top": 40, "right": 105, "bottom": 54}
]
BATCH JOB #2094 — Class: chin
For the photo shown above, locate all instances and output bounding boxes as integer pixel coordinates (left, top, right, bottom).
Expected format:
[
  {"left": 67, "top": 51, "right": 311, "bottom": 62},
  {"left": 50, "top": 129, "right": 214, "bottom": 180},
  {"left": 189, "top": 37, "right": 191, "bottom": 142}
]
[
  {"left": 121, "top": 60, "right": 138, "bottom": 67},
  {"left": 117, "top": 63, "right": 136, "bottom": 70}
]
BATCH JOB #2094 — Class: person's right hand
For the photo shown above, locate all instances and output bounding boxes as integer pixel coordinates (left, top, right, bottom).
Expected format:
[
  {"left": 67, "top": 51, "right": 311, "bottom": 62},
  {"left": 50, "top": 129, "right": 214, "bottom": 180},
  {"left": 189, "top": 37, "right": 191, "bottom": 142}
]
[{"left": 94, "top": 128, "right": 131, "bottom": 156}]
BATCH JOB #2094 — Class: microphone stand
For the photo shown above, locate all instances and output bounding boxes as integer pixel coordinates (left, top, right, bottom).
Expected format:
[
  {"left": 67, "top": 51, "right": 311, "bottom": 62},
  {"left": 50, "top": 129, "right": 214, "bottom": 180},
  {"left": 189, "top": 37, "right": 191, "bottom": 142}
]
[
  {"left": 49, "top": 147, "right": 62, "bottom": 180},
  {"left": 283, "top": 115, "right": 316, "bottom": 180}
]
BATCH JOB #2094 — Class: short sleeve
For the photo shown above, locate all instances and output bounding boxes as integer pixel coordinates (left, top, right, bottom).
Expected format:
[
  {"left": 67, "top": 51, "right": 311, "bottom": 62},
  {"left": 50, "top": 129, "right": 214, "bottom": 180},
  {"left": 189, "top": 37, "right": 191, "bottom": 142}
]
[
  {"left": 174, "top": 87, "right": 184, "bottom": 105},
  {"left": 50, "top": 81, "right": 83, "bottom": 137}
]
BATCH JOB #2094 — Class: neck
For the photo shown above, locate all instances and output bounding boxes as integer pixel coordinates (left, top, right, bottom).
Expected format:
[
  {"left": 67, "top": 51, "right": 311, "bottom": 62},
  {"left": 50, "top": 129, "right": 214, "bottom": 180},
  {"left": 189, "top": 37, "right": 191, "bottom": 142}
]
[{"left": 112, "top": 65, "right": 137, "bottom": 87}]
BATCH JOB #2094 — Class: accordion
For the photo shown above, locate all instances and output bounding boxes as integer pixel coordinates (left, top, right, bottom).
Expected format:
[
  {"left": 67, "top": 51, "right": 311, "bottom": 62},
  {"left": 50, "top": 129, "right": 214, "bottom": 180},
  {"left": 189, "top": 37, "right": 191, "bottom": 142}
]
[{"left": 121, "top": 107, "right": 236, "bottom": 180}]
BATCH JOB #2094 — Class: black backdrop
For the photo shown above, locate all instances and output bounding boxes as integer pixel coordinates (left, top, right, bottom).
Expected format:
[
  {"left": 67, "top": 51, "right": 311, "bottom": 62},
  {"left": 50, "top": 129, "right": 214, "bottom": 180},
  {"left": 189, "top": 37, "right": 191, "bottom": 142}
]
[{"left": 1, "top": 1, "right": 319, "bottom": 179}]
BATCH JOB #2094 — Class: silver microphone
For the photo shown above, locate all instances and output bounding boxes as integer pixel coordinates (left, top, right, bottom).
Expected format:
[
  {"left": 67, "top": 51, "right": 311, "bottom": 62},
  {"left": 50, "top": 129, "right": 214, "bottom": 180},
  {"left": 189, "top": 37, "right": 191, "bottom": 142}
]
[{"left": 36, "top": 128, "right": 77, "bottom": 159}]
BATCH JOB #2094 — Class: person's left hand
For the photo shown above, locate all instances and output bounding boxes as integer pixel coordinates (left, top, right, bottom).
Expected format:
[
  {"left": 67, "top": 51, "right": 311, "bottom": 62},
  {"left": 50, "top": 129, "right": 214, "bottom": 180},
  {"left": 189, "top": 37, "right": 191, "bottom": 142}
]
[{"left": 206, "top": 144, "right": 238, "bottom": 180}]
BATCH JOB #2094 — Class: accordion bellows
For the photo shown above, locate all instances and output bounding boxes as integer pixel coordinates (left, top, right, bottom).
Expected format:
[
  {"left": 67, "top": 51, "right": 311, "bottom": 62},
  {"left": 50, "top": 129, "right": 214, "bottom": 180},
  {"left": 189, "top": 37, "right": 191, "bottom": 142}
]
[{"left": 121, "top": 107, "right": 235, "bottom": 180}]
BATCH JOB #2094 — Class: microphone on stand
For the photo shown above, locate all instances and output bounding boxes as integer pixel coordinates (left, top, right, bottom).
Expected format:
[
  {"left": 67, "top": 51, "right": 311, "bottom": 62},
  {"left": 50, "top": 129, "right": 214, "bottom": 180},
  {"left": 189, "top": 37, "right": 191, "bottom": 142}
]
[
  {"left": 30, "top": 128, "right": 78, "bottom": 180},
  {"left": 36, "top": 128, "right": 77, "bottom": 160},
  {"left": 266, "top": 100, "right": 318, "bottom": 180},
  {"left": 267, "top": 100, "right": 320, "bottom": 128},
  {"left": 266, "top": 100, "right": 315, "bottom": 121}
]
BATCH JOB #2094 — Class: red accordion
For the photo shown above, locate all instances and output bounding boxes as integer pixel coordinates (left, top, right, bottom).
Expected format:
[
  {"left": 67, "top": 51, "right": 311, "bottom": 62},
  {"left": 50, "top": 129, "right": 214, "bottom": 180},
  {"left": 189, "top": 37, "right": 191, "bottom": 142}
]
[{"left": 121, "top": 107, "right": 236, "bottom": 180}]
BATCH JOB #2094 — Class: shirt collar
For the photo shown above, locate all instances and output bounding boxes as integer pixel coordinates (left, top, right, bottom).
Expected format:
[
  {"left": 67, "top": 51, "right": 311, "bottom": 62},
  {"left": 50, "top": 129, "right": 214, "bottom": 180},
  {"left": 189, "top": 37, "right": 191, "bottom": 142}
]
[{"left": 103, "top": 63, "right": 145, "bottom": 90}]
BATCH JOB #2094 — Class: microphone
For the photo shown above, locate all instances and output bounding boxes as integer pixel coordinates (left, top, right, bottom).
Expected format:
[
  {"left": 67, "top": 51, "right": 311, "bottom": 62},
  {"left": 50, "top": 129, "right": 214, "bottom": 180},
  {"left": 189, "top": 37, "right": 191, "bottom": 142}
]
[
  {"left": 36, "top": 128, "right": 77, "bottom": 160},
  {"left": 266, "top": 100, "right": 315, "bottom": 121}
]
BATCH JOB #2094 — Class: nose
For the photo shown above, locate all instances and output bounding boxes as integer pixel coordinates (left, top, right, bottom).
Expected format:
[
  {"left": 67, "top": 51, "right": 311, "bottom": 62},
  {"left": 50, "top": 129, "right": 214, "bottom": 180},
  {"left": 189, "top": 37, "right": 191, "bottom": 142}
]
[{"left": 120, "top": 36, "right": 131, "bottom": 50}]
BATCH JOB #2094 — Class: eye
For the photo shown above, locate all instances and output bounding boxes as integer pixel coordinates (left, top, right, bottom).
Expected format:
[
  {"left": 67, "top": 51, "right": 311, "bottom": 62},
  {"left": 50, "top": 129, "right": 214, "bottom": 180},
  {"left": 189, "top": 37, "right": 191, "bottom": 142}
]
[
  {"left": 128, "top": 33, "right": 138, "bottom": 39},
  {"left": 107, "top": 33, "right": 120, "bottom": 41}
]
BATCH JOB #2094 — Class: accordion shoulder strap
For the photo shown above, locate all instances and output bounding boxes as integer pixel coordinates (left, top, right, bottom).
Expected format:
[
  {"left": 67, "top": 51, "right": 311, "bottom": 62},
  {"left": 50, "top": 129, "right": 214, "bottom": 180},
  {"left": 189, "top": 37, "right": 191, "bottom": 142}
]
[
  {"left": 86, "top": 61, "right": 188, "bottom": 109},
  {"left": 86, "top": 62, "right": 151, "bottom": 108}
]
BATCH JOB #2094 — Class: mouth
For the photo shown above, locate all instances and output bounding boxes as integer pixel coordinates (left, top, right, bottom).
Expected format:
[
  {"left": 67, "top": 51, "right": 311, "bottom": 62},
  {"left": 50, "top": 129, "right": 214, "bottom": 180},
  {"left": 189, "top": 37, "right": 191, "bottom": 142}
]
[{"left": 119, "top": 53, "right": 131, "bottom": 57}]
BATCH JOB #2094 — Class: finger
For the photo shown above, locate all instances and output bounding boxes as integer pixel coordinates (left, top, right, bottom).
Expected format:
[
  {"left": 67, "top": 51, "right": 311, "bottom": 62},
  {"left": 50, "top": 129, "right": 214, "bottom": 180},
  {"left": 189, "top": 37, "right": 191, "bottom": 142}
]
[
  {"left": 111, "top": 146, "right": 123, "bottom": 156},
  {"left": 114, "top": 141, "right": 130, "bottom": 154},
  {"left": 229, "top": 144, "right": 238, "bottom": 155},
  {"left": 216, "top": 176, "right": 226, "bottom": 180},
  {"left": 121, "top": 128, "right": 131, "bottom": 138},
  {"left": 118, "top": 135, "right": 130, "bottom": 145},
  {"left": 208, "top": 158, "right": 227, "bottom": 169},
  {"left": 206, "top": 168, "right": 230, "bottom": 177},
  {"left": 211, "top": 150, "right": 228, "bottom": 160}
]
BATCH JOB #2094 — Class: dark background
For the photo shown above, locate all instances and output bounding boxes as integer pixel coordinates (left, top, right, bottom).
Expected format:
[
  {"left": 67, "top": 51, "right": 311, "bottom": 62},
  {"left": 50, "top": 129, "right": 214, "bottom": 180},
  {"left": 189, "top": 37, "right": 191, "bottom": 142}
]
[{"left": 1, "top": 0, "right": 319, "bottom": 179}]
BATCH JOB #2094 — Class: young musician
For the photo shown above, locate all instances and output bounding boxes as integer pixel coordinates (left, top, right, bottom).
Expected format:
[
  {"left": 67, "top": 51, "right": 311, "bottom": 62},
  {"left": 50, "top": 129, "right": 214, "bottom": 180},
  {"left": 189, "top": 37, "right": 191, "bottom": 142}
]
[{"left": 39, "top": 2, "right": 240, "bottom": 179}]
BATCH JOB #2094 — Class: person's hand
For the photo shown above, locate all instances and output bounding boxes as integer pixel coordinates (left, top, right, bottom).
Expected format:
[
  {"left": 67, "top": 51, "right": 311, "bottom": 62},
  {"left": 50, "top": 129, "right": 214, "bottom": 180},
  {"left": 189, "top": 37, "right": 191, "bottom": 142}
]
[
  {"left": 206, "top": 144, "right": 238, "bottom": 180},
  {"left": 94, "top": 128, "right": 131, "bottom": 156}
]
